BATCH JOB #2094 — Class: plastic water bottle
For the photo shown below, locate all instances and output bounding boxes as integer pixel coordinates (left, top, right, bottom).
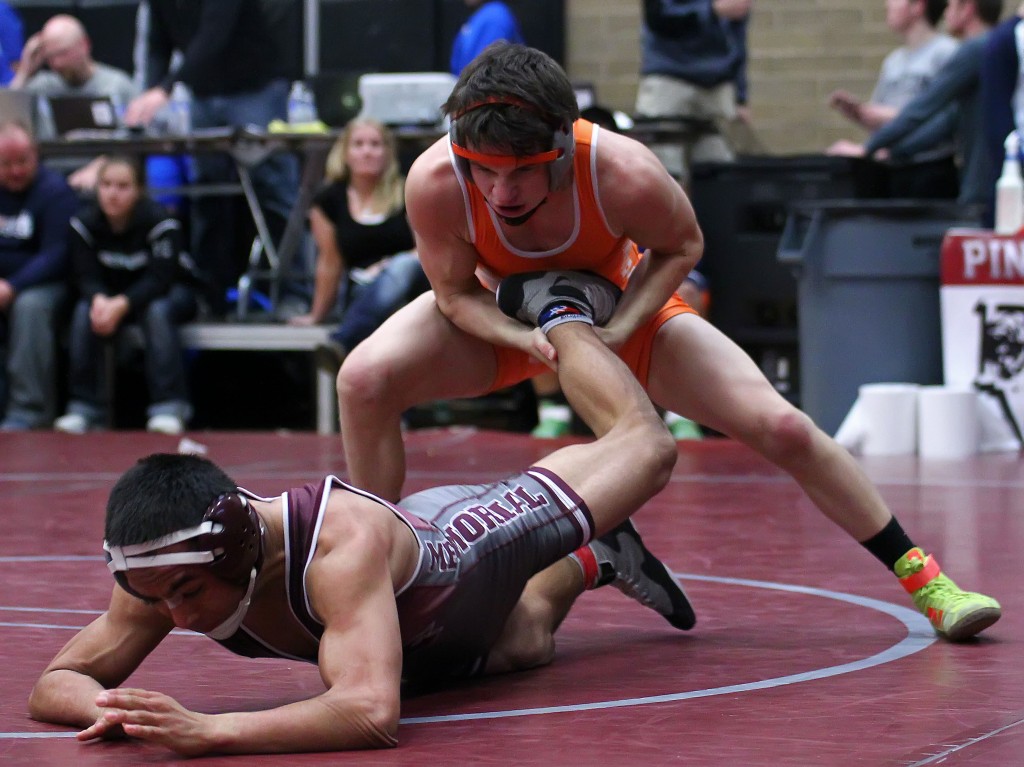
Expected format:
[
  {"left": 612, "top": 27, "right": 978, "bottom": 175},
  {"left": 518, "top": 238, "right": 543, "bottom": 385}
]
[
  {"left": 287, "top": 81, "right": 318, "bottom": 125},
  {"left": 995, "top": 130, "right": 1023, "bottom": 235},
  {"left": 168, "top": 82, "right": 191, "bottom": 136}
]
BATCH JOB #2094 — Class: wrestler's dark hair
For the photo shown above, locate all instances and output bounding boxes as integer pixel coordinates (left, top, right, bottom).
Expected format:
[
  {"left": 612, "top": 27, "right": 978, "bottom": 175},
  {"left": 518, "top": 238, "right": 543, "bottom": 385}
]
[
  {"left": 923, "top": 0, "right": 947, "bottom": 27},
  {"left": 442, "top": 42, "right": 580, "bottom": 157},
  {"left": 104, "top": 454, "right": 236, "bottom": 547}
]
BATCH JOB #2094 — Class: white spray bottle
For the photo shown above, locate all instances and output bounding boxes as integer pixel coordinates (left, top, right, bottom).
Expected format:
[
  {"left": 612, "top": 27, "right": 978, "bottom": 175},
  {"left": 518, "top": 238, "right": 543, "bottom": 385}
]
[{"left": 995, "top": 130, "right": 1024, "bottom": 235}]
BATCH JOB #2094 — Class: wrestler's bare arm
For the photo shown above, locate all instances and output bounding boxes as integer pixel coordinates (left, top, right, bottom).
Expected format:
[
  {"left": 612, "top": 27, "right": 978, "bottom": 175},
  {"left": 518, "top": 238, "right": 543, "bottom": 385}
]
[
  {"left": 185, "top": 518, "right": 405, "bottom": 754},
  {"left": 405, "top": 141, "right": 550, "bottom": 361},
  {"left": 28, "top": 587, "right": 174, "bottom": 729},
  {"left": 593, "top": 130, "right": 705, "bottom": 345},
  {"left": 63, "top": 517, "right": 406, "bottom": 756}
]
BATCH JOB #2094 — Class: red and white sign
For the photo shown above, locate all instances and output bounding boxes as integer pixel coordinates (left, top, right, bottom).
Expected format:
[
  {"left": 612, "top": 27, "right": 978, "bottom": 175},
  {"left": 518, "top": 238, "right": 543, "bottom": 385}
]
[{"left": 940, "top": 229, "right": 1024, "bottom": 451}]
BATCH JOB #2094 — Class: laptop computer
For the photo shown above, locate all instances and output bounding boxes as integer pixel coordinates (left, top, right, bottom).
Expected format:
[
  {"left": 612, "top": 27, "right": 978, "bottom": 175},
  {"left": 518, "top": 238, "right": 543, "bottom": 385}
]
[
  {"left": 47, "top": 95, "right": 121, "bottom": 136},
  {"left": 0, "top": 90, "right": 39, "bottom": 134}
]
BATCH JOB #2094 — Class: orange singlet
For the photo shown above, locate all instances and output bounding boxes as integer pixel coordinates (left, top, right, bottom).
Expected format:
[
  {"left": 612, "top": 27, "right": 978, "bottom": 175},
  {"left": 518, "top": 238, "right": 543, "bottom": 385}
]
[{"left": 447, "top": 118, "right": 695, "bottom": 391}]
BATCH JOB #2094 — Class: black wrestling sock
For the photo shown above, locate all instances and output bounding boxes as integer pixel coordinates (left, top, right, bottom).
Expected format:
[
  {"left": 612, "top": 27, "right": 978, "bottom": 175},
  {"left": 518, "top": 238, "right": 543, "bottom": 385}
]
[{"left": 861, "top": 517, "right": 917, "bottom": 572}]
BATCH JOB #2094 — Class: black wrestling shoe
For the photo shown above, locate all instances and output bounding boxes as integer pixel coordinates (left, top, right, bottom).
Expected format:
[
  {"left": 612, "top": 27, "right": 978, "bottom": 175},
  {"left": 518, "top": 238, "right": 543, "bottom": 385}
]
[{"left": 590, "top": 519, "right": 696, "bottom": 630}]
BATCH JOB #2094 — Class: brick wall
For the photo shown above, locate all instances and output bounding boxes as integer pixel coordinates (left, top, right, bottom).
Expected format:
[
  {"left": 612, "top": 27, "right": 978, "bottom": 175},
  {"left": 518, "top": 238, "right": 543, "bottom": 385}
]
[{"left": 563, "top": 0, "right": 1003, "bottom": 155}]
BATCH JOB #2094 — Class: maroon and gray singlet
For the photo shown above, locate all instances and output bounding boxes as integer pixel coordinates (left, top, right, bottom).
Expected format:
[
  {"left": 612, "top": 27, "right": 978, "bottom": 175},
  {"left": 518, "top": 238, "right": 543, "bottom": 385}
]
[{"left": 215, "top": 470, "right": 595, "bottom": 682}]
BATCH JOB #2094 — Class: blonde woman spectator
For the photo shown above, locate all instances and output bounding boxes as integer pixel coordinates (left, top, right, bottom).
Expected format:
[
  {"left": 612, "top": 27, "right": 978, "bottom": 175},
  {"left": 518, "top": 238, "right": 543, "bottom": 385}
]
[{"left": 290, "top": 118, "right": 427, "bottom": 363}]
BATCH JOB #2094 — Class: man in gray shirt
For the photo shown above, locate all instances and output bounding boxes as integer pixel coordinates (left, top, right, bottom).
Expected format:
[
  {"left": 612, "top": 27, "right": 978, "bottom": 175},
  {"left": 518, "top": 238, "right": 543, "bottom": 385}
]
[
  {"left": 11, "top": 14, "right": 138, "bottom": 188},
  {"left": 829, "top": 0, "right": 1003, "bottom": 210}
]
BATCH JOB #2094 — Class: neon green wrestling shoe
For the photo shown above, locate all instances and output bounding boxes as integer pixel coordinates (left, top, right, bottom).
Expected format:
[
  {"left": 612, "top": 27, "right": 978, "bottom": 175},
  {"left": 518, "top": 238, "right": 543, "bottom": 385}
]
[
  {"left": 895, "top": 548, "right": 1001, "bottom": 641},
  {"left": 531, "top": 416, "right": 571, "bottom": 438},
  {"left": 532, "top": 400, "right": 572, "bottom": 439},
  {"left": 665, "top": 414, "right": 703, "bottom": 441}
]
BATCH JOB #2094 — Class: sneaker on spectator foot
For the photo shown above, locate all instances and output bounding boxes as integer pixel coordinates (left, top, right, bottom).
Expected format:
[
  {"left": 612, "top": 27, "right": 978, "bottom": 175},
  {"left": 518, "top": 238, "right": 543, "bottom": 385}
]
[
  {"left": 895, "top": 547, "right": 1001, "bottom": 641},
  {"left": 54, "top": 413, "right": 90, "bottom": 434},
  {"left": 147, "top": 414, "right": 185, "bottom": 435},
  {"left": 590, "top": 519, "right": 696, "bottom": 630}
]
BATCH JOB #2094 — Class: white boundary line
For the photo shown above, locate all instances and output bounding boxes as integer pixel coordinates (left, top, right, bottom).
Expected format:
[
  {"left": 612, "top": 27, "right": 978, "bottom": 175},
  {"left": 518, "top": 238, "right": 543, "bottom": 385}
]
[{"left": 0, "top": 571, "right": 935, "bottom": 739}]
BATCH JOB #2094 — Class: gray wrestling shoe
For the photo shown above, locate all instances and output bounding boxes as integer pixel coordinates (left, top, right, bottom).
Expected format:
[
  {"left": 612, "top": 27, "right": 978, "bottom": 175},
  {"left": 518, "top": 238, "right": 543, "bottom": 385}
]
[
  {"left": 590, "top": 519, "right": 696, "bottom": 630},
  {"left": 496, "top": 270, "right": 621, "bottom": 333}
]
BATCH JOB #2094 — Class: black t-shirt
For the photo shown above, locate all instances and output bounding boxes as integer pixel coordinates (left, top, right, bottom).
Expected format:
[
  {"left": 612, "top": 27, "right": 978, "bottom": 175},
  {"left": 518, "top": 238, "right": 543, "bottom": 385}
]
[{"left": 311, "top": 181, "right": 415, "bottom": 271}]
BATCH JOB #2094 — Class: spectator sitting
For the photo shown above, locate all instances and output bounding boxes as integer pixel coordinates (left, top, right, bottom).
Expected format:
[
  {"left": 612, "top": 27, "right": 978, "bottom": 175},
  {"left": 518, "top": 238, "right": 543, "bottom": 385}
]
[
  {"left": 827, "top": 0, "right": 1004, "bottom": 217},
  {"left": 0, "top": 1, "right": 24, "bottom": 86},
  {"left": 0, "top": 120, "right": 79, "bottom": 431},
  {"left": 829, "top": 0, "right": 958, "bottom": 134},
  {"left": 289, "top": 118, "right": 427, "bottom": 365},
  {"left": 54, "top": 156, "right": 198, "bottom": 436},
  {"left": 827, "top": 0, "right": 961, "bottom": 197},
  {"left": 9, "top": 14, "right": 138, "bottom": 190}
]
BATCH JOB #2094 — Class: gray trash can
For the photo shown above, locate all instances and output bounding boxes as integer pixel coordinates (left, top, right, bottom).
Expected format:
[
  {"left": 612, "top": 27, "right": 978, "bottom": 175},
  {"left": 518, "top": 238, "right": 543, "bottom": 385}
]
[{"left": 777, "top": 200, "right": 979, "bottom": 436}]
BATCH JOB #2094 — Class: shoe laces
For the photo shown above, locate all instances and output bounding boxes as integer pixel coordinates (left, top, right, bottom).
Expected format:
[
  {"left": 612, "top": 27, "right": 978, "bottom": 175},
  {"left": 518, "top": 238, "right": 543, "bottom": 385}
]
[{"left": 913, "top": 573, "right": 969, "bottom": 605}]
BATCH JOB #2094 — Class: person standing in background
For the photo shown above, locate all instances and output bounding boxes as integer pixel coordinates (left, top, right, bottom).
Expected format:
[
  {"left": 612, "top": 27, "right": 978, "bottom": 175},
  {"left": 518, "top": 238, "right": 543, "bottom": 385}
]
[
  {"left": 635, "top": 0, "right": 752, "bottom": 183},
  {"left": 451, "top": 0, "right": 525, "bottom": 76},
  {"left": 0, "top": 2, "right": 23, "bottom": 87},
  {"left": 125, "top": 0, "right": 298, "bottom": 317}
]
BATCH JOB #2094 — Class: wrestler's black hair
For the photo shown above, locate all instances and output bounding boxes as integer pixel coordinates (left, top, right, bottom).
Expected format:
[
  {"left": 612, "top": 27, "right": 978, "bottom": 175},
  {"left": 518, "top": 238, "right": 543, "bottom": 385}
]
[
  {"left": 105, "top": 454, "right": 237, "bottom": 547},
  {"left": 443, "top": 42, "right": 580, "bottom": 157}
]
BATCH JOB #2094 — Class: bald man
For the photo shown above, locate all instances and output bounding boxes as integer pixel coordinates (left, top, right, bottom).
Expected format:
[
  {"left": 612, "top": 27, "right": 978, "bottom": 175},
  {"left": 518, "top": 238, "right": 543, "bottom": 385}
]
[
  {"left": 11, "top": 14, "right": 135, "bottom": 100},
  {"left": 10, "top": 15, "right": 137, "bottom": 188}
]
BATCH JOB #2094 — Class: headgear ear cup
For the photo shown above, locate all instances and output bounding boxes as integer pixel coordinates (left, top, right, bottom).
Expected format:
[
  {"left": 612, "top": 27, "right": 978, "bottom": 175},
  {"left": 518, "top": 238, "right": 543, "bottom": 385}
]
[
  {"left": 548, "top": 122, "right": 575, "bottom": 190},
  {"left": 449, "top": 115, "right": 472, "bottom": 180},
  {"left": 107, "top": 492, "right": 263, "bottom": 599},
  {"left": 202, "top": 494, "right": 262, "bottom": 584}
]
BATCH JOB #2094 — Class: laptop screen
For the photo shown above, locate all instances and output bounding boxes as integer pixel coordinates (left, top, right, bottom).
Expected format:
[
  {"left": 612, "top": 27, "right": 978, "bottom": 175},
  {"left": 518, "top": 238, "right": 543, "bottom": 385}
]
[
  {"left": 0, "top": 90, "right": 38, "bottom": 134},
  {"left": 47, "top": 95, "right": 120, "bottom": 136}
]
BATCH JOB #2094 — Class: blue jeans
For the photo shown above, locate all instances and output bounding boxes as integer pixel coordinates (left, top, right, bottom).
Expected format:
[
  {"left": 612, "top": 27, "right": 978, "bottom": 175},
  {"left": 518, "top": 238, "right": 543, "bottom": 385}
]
[
  {"left": 65, "top": 285, "right": 198, "bottom": 423},
  {"left": 189, "top": 79, "right": 299, "bottom": 310},
  {"left": 331, "top": 252, "right": 429, "bottom": 352},
  {"left": 0, "top": 282, "right": 67, "bottom": 427}
]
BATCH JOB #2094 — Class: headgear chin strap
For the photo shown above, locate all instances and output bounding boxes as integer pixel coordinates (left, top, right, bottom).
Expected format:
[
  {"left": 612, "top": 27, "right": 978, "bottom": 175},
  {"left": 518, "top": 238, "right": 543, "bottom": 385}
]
[
  {"left": 448, "top": 96, "right": 575, "bottom": 191},
  {"left": 104, "top": 493, "right": 264, "bottom": 601}
]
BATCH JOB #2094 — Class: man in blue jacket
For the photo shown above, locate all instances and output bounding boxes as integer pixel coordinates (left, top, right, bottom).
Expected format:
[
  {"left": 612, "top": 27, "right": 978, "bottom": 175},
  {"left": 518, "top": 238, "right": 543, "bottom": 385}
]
[
  {"left": 0, "top": 120, "right": 79, "bottom": 430},
  {"left": 635, "top": 0, "right": 752, "bottom": 182},
  {"left": 830, "top": 0, "right": 1003, "bottom": 218}
]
